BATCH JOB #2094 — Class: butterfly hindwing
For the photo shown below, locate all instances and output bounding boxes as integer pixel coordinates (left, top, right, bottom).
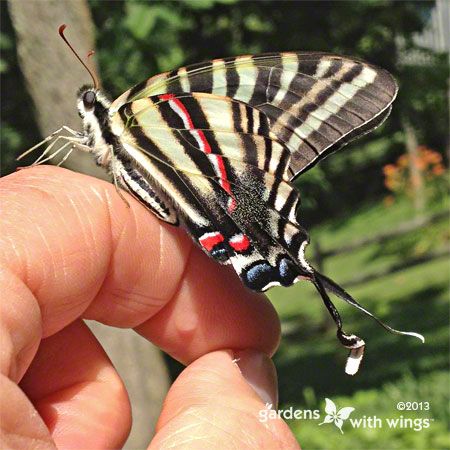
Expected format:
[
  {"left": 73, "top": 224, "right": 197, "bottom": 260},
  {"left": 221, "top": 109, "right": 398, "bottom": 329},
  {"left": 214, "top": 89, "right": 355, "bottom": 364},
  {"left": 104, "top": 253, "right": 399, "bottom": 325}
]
[
  {"left": 111, "top": 92, "right": 312, "bottom": 291},
  {"left": 111, "top": 52, "right": 398, "bottom": 180}
]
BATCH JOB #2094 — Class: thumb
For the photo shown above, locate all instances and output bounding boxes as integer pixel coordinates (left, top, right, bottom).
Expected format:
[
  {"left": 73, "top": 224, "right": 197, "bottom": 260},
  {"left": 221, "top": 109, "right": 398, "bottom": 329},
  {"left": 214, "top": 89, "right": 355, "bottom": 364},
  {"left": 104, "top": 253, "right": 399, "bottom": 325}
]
[{"left": 150, "top": 350, "right": 299, "bottom": 449}]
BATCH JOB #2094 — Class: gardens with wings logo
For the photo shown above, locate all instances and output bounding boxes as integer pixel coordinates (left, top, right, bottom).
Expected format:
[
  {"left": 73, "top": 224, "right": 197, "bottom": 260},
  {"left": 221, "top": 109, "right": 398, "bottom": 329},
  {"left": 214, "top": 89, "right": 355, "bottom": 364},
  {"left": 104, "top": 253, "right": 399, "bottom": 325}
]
[
  {"left": 259, "top": 397, "right": 434, "bottom": 433},
  {"left": 318, "top": 398, "right": 355, "bottom": 434}
]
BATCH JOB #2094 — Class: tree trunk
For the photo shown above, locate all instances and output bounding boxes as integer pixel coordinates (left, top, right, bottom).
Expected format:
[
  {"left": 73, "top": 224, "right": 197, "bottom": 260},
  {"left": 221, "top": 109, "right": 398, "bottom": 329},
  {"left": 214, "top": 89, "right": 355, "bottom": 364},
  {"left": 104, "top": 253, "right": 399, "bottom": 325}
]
[
  {"left": 85, "top": 322, "right": 170, "bottom": 449},
  {"left": 8, "top": 0, "right": 104, "bottom": 177},
  {"left": 8, "top": 1, "right": 170, "bottom": 447}
]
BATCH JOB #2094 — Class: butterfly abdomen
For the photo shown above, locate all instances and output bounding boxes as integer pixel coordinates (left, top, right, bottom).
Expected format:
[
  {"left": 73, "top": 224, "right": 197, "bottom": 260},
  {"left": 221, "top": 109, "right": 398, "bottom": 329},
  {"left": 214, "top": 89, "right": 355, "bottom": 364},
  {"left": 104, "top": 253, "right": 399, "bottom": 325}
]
[{"left": 114, "top": 153, "right": 179, "bottom": 225}]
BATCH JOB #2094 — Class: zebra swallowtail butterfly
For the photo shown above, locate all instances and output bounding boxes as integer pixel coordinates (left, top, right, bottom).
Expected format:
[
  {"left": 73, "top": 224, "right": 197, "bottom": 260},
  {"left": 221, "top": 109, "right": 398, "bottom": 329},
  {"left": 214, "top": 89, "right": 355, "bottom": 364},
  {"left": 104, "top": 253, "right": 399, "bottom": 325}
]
[{"left": 21, "top": 25, "right": 424, "bottom": 375}]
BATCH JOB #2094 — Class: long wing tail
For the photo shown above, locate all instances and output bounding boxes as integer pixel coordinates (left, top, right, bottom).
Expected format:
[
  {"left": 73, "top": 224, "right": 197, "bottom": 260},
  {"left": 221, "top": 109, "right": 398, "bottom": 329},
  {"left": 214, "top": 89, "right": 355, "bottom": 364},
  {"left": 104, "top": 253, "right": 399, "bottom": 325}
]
[{"left": 311, "top": 270, "right": 425, "bottom": 375}]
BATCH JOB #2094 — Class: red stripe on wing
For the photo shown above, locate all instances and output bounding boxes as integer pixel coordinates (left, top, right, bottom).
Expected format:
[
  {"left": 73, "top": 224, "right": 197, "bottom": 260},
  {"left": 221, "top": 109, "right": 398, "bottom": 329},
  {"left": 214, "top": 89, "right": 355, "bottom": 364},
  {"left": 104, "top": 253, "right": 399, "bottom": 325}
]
[
  {"left": 160, "top": 94, "right": 236, "bottom": 213},
  {"left": 199, "top": 232, "right": 225, "bottom": 252},
  {"left": 229, "top": 234, "right": 250, "bottom": 252}
]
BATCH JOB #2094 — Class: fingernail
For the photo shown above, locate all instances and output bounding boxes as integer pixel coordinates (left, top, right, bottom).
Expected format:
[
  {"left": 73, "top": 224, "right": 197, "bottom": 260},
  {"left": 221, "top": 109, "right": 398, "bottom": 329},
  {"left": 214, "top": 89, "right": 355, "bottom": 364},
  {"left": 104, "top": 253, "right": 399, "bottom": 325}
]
[{"left": 234, "top": 349, "right": 278, "bottom": 409}]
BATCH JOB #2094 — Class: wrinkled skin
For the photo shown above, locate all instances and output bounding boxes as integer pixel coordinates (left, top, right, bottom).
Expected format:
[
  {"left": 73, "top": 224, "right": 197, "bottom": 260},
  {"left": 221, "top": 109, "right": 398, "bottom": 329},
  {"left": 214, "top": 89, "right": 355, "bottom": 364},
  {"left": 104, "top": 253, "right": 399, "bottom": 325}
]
[{"left": 0, "top": 166, "right": 299, "bottom": 449}]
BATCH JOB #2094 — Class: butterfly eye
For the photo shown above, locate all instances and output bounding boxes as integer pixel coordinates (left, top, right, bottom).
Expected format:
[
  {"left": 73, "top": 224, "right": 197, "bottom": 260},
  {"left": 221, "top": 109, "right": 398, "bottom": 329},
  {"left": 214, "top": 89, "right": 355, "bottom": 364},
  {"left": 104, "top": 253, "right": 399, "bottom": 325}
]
[{"left": 83, "top": 91, "right": 96, "bottom": 109}]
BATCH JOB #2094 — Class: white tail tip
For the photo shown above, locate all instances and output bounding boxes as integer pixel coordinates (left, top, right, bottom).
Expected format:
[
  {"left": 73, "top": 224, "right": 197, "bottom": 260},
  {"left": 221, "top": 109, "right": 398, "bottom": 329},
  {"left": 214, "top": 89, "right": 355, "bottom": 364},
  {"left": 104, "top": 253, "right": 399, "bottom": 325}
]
[{"left": 345, "top": 346, "right": 365, "bottom": 376}]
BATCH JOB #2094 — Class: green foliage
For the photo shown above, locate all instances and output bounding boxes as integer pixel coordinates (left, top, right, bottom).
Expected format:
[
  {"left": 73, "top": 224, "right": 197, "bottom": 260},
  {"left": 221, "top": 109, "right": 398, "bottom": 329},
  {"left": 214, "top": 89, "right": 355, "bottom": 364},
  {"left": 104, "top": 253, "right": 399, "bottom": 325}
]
[
  {"left": 398, "top": 52, "right": 449, "bottom": 151},
  {"left": 0, "top": 31, "right": 13, "bottom": 73},
  {"left": 288, "top": 372, "right": 450, "bottom": 449}
]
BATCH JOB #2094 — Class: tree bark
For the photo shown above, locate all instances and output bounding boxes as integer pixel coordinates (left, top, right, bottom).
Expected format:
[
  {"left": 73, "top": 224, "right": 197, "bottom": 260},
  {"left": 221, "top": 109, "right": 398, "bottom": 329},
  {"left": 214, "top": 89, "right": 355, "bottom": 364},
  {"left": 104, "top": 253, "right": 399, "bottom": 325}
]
[
  {"left": 8, "top": 0, "right": 104, "bottom": 177},
  {"left": 8, "top": 1, "right": 170, "bottom": 447}
]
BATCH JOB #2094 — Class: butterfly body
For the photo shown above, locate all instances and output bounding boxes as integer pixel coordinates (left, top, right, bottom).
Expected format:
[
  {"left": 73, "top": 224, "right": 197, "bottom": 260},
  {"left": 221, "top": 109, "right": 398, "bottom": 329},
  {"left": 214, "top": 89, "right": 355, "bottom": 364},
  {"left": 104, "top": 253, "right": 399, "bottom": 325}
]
[{"left": 30, "top": 44, "right": 424, "bottom": 374}]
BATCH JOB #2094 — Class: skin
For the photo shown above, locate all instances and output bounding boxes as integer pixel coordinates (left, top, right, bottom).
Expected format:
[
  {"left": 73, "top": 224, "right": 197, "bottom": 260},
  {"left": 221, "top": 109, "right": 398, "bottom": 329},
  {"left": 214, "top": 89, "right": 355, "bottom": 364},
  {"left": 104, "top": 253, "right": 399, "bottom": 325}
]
[{"left": 0, "top": 166, "right": 300, "bottom": 449}]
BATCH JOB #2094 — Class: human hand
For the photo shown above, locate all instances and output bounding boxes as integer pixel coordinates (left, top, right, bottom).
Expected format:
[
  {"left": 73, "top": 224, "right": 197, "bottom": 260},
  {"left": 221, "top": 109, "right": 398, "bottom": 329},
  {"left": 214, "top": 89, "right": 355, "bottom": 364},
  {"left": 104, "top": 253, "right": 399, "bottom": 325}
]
[{"left": 0, "top": 166, "right": 299, "bottom": 449}]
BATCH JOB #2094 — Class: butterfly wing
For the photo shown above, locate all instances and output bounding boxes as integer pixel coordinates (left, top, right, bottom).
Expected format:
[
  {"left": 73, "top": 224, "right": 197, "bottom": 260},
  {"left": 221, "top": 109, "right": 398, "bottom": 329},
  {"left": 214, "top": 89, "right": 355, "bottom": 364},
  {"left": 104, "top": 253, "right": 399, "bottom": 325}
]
[
  {"left": 108, "top": 58, "right": 423, "bottom": 375},
  {"left": 111, "top": 52, "right": 398, "bottom": 179},
  {"left": 111, "top": 92, "right": 313, "bottom": 291}
]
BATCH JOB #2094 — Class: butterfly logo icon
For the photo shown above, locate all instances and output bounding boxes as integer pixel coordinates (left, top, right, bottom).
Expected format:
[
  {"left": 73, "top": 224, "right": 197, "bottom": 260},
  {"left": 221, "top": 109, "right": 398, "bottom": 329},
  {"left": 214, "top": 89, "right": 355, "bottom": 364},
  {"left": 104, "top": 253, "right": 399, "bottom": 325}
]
[{"left": 318, "top": 398, "right": 355, "bottom": 434}]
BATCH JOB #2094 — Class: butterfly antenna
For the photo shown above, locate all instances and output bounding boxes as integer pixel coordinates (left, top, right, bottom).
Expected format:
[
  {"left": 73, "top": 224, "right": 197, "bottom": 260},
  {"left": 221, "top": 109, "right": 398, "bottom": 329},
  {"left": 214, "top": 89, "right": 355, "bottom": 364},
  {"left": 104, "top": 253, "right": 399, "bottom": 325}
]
[{"left": 59, "top": 24, "right": 99, "bottom": 89}]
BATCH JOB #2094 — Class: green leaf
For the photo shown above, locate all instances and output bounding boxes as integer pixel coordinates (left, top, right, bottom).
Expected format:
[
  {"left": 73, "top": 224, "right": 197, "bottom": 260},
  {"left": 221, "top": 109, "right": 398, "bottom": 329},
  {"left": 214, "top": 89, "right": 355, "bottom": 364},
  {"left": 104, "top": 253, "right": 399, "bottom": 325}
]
[
  {"left": 0, "top": 32, "right": 12, "bottom": 50},
  {"left": 125, "top": 3, "right": 158, "bottom": 40},
  {"left": 184, "top": 0, "right": 215, "bottom": 9},
  {"left": 0, "top": 59, "right": 9, "bottom": 73}
]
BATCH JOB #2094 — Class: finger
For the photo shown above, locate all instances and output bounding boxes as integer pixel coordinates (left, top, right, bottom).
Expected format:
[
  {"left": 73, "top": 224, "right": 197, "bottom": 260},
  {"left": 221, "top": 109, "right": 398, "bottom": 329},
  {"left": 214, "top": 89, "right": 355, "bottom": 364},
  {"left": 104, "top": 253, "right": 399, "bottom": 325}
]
[
  {"left": 0, "top": 166, "right": 280, "bottom": 378},
  {"left": 150, "top": 350, "right": 299, "bottom": 449},
  {"left": 19, "top": 320, "right": 131, "bottom": 449},
  {"left": 135, "top": 247, "right": 281, "bottom": 363},
  {"left": 0, "top": 374, "right": 55, "bottom": 449}
]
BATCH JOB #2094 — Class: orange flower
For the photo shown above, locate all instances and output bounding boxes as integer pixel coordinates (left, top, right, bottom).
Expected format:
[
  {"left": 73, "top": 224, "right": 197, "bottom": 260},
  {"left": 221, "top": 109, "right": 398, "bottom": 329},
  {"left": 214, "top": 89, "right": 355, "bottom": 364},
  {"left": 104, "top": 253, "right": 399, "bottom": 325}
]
[
  {"left": 398, "top": 154, "right": 409, "bottom": 167},
  {"left": 383, "top": 164, "right": 397, "bottom": 176},
  {"left": 418, "top": 146, "right": 443, "bottom": 165},
  {"left": 432, "top": 165, "right": 445, "bottom": 176},
  {"left": 382, "top": 146, "right": 446, "bottom": 198},
  {"left": 428, "top": 152, "right": 443, "bottom": 164},
  {"left": 413, "top": 156, "right": 427, "bottom": 171}
]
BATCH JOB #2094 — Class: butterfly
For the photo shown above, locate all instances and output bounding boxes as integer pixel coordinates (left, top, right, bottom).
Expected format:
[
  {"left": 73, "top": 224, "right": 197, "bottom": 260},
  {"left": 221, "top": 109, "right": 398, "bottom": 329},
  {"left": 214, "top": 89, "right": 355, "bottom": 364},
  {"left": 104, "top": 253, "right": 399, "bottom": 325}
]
[{"left": 20, "top": 24, "right": 424, "bottom": 375}]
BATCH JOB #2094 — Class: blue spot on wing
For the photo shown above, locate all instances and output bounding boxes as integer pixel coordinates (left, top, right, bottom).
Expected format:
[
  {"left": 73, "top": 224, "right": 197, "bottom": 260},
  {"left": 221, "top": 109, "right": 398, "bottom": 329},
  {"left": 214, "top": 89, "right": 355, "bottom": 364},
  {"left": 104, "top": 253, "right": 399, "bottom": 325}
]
[
  {"left": 279, "top": 258, "right": 298, "bottom": 285},
  {"left": 246, "top": 262, "right": 273, "bottom": 285},
  {"left": 242, "top": 257, "right": 300, "bottom": 291},
  {"left": 279, "top": 258, "right": 290, "bottom": 277}
]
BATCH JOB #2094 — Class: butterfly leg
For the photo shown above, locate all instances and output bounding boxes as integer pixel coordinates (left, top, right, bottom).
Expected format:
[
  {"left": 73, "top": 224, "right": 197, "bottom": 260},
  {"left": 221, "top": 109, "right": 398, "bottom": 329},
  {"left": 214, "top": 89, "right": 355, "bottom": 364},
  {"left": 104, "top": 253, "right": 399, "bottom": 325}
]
[
  {"left": 17, "top": 126, "right": 82, "bottom": 161},
  {"left": 60, "top": 125, "right": 82, "bottom": 137},
  {"left": 56, "top": 145, "right": 76, "bottom": 167}
]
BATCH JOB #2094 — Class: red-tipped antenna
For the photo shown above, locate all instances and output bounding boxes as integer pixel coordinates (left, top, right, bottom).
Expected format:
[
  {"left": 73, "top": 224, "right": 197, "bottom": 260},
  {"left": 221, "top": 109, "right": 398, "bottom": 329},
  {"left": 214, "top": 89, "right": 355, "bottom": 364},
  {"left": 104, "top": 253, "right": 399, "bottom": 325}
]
[{"left": 59, "top": 24, "right": 99, "bottom": 89}]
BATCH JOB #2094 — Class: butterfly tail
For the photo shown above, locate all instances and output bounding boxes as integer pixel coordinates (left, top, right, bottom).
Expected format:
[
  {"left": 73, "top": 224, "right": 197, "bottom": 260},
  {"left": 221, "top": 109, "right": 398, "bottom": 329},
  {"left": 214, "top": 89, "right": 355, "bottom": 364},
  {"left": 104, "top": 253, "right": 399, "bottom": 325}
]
[{"left": 310, "top": 270, "right": 425, "bottom": 375}]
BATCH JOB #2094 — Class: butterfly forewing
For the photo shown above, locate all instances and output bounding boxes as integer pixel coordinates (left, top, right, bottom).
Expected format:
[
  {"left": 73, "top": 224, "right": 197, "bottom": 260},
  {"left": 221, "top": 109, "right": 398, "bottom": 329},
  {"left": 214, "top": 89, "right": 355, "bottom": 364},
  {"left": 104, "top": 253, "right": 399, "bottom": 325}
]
[{"left": 111, "top": 52, "right": 398, "bottom": 179}]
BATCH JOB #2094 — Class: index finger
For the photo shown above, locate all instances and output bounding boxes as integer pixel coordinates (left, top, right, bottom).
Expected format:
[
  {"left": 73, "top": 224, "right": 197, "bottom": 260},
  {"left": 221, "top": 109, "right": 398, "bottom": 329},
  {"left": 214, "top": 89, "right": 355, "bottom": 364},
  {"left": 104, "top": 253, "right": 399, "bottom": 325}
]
[{"left": 0, "top": 166, "right": 280, "bottom": 376}]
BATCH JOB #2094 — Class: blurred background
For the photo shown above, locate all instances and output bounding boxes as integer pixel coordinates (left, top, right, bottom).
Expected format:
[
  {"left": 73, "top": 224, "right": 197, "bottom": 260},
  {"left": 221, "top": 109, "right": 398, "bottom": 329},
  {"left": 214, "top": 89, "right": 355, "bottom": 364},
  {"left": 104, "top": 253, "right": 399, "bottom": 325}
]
[{"left": 1, "top": 0, "right": 449, "bottom": 448}]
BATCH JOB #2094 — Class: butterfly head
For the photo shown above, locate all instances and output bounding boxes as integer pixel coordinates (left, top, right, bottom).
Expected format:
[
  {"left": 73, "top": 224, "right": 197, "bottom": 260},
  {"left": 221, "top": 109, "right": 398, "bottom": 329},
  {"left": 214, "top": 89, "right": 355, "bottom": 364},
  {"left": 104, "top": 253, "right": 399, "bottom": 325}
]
[
  {"left": 76, "top": 85, "right": 111, "bottom": 119},
  {"left": 77, "top": 85, "right": 97, "bottom": 117}
]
